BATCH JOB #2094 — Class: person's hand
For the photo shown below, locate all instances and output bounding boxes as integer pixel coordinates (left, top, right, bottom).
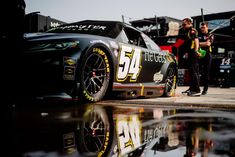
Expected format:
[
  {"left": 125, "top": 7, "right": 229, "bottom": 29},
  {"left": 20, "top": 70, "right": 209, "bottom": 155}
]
[{"left": 196, "top": 51, "right": 202, "bottom": 57}]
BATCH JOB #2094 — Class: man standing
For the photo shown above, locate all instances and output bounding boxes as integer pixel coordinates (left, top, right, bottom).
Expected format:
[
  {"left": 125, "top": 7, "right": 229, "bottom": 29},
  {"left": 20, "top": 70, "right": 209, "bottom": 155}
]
[
  {"left": 198, "top": 22, "right": 214, "bottom": 95},
  {"left": 180, "top": 18, "right": 201, "bottom": 96}
]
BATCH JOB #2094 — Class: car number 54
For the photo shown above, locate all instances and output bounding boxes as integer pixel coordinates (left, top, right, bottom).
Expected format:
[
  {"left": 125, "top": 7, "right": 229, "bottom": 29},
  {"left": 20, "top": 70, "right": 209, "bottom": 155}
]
[{"left": 117, "top": 45, "right": 142, "bottom": 82}]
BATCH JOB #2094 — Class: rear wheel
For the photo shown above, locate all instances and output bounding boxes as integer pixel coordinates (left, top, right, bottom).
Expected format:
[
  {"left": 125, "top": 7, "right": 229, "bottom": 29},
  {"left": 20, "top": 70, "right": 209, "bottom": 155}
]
[
  {"left": 163, "top": 65, "right": 177, "bottom": 97},
  {"left": 78, "top": 47, "right": 111, "bottom": 102}
]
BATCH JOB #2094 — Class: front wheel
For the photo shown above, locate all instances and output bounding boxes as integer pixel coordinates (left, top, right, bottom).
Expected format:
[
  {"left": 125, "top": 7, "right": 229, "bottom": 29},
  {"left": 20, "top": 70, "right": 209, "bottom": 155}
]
[
  {"left": 76, "top": 105, "right": 115, "bottom": 157},
  {"left": 163, "top": 65, "right": 177, "bottom": 97},
  {"left": 78, "top": 47, "right": 111, "bottom": 102}
]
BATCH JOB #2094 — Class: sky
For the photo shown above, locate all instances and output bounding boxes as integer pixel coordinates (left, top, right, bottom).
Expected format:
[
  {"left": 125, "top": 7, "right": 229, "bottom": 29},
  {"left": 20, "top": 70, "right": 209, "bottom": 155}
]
[{"left": 25, "top": 0, "right": 235, "bottom": 23}]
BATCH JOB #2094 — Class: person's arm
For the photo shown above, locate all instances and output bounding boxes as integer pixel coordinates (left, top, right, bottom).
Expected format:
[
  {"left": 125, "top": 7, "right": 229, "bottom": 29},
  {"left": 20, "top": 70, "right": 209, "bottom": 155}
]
[
  {"left": 195, "top": 38, "right": 202, "bottom": 57},
  {"left": 190, "top": 28, "right": 199, "bottom": 52},
  {"left": 194, "top": 38, "right": 199, "bottom": 52},
  {"left": 200, "top": 34, "right": 214, "bottom": 47},
  {"left": 199, "top": 40, "right": 211, "bottom": 47}
]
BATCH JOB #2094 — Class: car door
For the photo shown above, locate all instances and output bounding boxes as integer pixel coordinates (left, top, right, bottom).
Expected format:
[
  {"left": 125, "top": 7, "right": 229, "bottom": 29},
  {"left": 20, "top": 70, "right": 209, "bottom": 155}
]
[
  {"left": 116, "top": 26, "right": 166, "bottom": 84},
  {"left": 141, "top": 33, "right": 167, "bottom": 84}
]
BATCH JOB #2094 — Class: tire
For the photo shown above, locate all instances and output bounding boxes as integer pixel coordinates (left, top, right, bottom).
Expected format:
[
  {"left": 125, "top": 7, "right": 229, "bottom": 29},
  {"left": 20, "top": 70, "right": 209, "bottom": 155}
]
[
  {"left": 163, "top": 65, "right": 177, "bottom": 97},
  {"left": 76, "top": 105, "right": 115, "bottom": 157},
  {"left": 78, "top": 47, "right": 111, "bottom": 102}
]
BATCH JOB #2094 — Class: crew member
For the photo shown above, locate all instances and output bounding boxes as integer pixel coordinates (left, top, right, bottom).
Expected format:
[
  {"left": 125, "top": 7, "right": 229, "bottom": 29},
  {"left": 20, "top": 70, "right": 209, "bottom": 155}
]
[
  {"left": 198, "top": 22, "right": 214, "bottom": 95},
  {"left": 180, "top": 18, "right": 201, "bottom": 96}
]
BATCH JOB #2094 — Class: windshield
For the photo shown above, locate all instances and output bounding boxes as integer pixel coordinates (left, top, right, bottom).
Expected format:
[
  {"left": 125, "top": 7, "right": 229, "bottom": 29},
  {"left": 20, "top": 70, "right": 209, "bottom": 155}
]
[{"left": 47, "top": 20, "right": 123, "bottom": 39}]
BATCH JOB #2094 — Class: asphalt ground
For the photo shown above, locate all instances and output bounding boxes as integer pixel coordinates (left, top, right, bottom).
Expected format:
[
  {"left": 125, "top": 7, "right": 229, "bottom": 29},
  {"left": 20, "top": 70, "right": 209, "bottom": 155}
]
[
  {"left": 4, "top": 86, "right": 235, "bottom": 157},
  {"left": 100, "top": 86, "right": 235, "bottom": 109}
]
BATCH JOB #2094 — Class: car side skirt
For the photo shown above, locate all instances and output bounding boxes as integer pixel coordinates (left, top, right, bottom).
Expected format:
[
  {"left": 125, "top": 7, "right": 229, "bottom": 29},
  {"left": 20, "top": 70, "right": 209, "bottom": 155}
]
[{"left": 112, "top": 82, "right": 165, "bottom": 99}]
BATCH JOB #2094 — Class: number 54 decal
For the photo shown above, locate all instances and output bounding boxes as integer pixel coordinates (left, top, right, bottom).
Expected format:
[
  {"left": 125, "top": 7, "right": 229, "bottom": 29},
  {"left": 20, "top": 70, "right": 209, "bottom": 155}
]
[
  {"left": 116, "top": 115, "right": 141, "bottom": 156},
  {"left": 117, "top": 45, "right": 142, "bottom": 82}
]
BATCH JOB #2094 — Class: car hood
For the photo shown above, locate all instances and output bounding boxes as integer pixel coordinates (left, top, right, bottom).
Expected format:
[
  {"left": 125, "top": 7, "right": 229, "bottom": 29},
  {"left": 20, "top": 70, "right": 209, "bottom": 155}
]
[{"left": 24, "top": 32, "right": 114, "bottom": 53}]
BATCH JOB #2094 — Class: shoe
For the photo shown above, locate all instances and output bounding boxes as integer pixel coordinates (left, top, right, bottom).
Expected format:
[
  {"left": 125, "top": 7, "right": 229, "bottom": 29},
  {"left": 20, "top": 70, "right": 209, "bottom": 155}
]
[
  {"left": 187, "top": 91, "right": 201, "bottom": 97},
  {"left": 182, "top": 89, "right": 190, "bottom": 94},
  {"left": 201, "top": 91, "right": 207, "bottom": 95}
]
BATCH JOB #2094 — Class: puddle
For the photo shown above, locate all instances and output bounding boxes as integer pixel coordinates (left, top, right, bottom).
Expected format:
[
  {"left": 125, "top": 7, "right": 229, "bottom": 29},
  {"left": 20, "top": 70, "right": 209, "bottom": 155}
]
[{"left": 3, "top": 101, "right": 235, "bottom": 157}]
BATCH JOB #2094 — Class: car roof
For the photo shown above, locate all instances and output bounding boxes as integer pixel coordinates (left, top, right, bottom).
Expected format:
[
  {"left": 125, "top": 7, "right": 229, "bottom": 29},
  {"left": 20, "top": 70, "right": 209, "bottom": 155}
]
[
  {"left": 65, "top": 20, "right": 124, "bottom": 27},
  {"left": 66, "top": 20, "right": 141, "bottom": 32}
]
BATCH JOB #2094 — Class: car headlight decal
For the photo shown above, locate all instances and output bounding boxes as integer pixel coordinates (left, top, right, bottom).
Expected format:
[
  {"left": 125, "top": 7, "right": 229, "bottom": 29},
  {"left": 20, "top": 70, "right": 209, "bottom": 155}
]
[{"left": 27, "top": 41, "right": 79, "bottom": 52}]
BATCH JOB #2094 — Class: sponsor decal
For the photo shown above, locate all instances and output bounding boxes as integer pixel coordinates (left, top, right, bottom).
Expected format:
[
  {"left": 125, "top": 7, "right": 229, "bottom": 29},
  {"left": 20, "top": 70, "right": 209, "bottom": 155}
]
[
  {"left": 78, "top": 24, "right": 107, "bottom": 30},
  {"left": 153, "top": 71, "right": 164, "bottom": 83},
  {"left": 63, "top": 57, "right": 77, "bottom": 80},
  {"left": 93, "top": 48, "right": 110, "bottom": 73},
  {"left": 50, "top": 22, "right": 61, "bottom": 28},
  {"left": 143, "top": 122, "right": 167, "bottom": 143},
  {"left": 116, "top": 115, "right": 141, "bottom": 156},
  {"left": 63, "top": 132, "right": 76, "bottom": 154},
  {"left": 64, "top": 57, "right": 76, "bottom": 66},
  {"left": 144, "top": 50, "right": 166, "bottom": 63},
  {"left": 98, "top": 132, "right": 110, "bottom": 157},
  {"left": 64, "top": 66, "right": 76, "bottom": 80},
  {"left": 83, "top": 90, "right": 94, "bottom": 102},
  {"left": 117, "top": 45, "right": 142, "bottom": 82},
  {"left": 52, "top": 24, "right": 107, "bottom": 31}
]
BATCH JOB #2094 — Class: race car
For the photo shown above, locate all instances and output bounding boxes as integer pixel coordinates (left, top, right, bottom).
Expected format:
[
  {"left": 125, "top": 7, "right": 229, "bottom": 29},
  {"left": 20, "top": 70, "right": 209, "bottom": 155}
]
[{"left": 22, "top": 20, "right": 177, "bottom": 102}]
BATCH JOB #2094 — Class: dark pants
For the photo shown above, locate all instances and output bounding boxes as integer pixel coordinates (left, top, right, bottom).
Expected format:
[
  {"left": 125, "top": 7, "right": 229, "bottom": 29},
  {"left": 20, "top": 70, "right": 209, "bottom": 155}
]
[
  {"left": 188, "top": 51, "right": 200, "bottom": 92},
  {"left": 199, "top": 52, "right": 212, "bottom": 92}
]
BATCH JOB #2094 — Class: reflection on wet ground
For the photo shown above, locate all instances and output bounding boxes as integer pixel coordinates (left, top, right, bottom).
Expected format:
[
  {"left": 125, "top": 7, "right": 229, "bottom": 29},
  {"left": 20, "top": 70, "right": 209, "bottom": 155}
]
[
  {"left": 142, "top": 109, "right": 235, "bottom": 157},
  {"left": 2, "top": 100, "right": 235, "bottom": 157}
]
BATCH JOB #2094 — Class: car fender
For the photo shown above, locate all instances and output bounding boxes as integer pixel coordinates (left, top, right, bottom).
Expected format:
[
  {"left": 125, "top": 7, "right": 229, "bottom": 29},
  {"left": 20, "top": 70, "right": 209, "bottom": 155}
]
[{"left": 160, "top": 56, "right": 178, "bottom": 84}]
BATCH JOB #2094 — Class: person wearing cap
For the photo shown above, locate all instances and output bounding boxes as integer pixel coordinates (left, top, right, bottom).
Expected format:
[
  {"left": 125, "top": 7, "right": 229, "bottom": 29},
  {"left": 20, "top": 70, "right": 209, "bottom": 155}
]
[
  {"left": 180, "top": 18, "right": 201, "bottom": 96},
  {"left": 198, "top": 22, "right": 214, "bottom": 95}
]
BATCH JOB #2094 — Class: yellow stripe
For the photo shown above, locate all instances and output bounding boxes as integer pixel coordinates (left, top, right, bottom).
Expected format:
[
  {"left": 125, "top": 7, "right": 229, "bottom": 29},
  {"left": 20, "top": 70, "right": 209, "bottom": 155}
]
[
  {"left": 209, "top": 46, "right": 212, "bottom": 53},
  {"left": 140, "top": 83, "right": 144, "bottom": 96},
  {"left": 191, "top": 40, "right": 195, "bottom": 49}
]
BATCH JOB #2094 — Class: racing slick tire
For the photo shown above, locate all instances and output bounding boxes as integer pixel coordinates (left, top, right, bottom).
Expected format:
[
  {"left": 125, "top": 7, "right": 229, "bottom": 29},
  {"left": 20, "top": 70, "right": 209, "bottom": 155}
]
[
  {"left": 163, "top": 65, "right": 177, "bottom": 97},
  {"left": 76, "top": 105, "right": 115, "bottom": 157},
  {"left": 77, "top": 47, "right": 111, "bottom": 102}
]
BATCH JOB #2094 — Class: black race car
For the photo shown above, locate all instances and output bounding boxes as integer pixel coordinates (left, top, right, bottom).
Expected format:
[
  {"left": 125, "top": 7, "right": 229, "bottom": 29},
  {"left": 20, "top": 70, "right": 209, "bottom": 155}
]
[{"left": 22, "top": 20, "right": 177, "bottom": 102}]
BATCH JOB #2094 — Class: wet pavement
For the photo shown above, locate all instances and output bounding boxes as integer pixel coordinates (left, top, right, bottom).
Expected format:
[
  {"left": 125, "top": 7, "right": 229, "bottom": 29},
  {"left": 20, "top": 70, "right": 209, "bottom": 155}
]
[
  {"left": 2, "top": 86, "right": 235, "bottom": 157},
  {"left": 101, "top": 87, "right": 235, "bottom": 109}
]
